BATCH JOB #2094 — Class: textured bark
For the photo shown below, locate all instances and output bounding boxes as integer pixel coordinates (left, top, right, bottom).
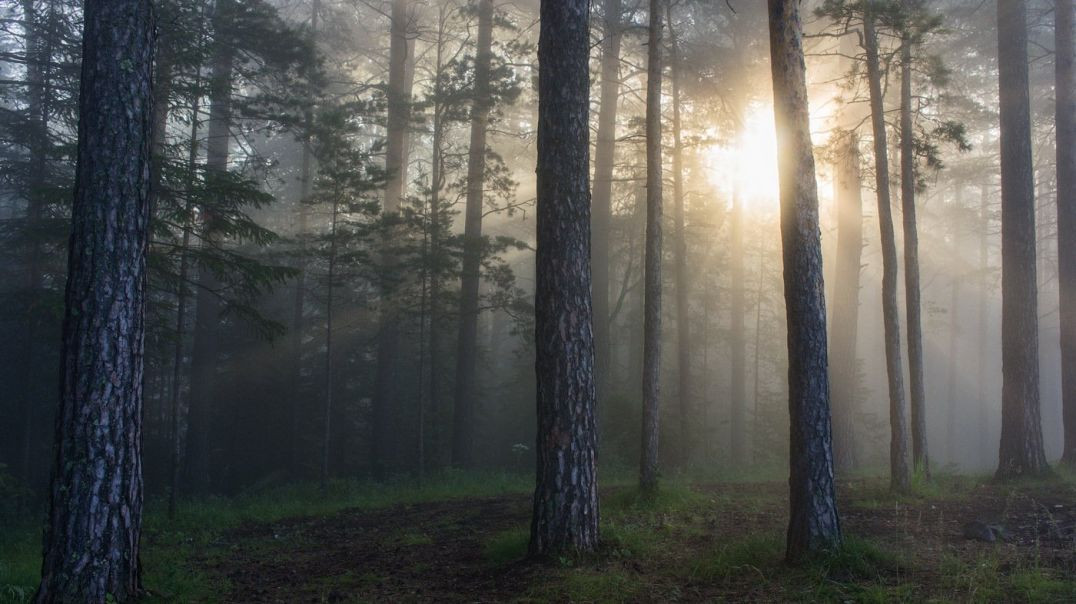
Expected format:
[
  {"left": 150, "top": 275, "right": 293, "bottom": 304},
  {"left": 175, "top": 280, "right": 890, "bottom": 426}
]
[
  {"left": 592, "top": 0, "right": 622, "bottom": 401},
  {"left": 372, "top": 0, "right": 414, "bottom": 479},
  {"left": 864, "top": 12, "right": 911, "bottom": 492},
  {"left": 639, "top": 0, "right": 663, "bottom": 494},
  {"left": 767, "top": 0, "right": 842, "bottom": 561},
  {"left": 900, "top": 29, "right": 928, "bottom": 476},
  {"left": 667, "top": 6, "right": 693, "bottom": 466},
  {"left": 996, "top": 0, "right": 1048, "bottom": 478},
  {"left": 529, "top": 0, "right": 599, "bottom": 556},
  {"left": 35, "top": 0, "right": 154, "bottom": 600},
  {"left": 1057, "top": 0, "right": 1076, "bottom": 466},
  {"left": 829, "top": 132, "right": 862, "bottom": 473},
  {"left": 452, "top": 0, "right": 494, "bottom": 469},
  {"left": 186, "top": 0, "right": 236, "bottom": 493}
]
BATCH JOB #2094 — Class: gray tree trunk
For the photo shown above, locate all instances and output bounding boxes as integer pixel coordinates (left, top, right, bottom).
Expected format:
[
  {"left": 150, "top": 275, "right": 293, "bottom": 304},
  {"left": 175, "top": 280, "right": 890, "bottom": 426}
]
[{"left": 1056, "top": 0, "right": 1076, "bottom": 466}]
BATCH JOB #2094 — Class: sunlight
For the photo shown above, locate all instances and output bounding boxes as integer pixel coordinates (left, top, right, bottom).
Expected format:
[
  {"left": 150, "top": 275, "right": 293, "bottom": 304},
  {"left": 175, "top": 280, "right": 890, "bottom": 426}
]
[{"left": 703, "top": 104, "right": 780, "bottom": 213}]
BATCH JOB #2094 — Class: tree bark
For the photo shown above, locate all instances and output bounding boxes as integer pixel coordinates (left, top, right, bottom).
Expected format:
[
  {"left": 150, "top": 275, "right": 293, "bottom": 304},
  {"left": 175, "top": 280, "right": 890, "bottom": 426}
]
[
  {"left": 639, "top": 0, "right": 663, "bottom": 494},
  {"left": 900, "top": 25, "right": 929, "bottom": 477},
  {"left": 529, "top": 0, "right": 599, "bottom": 557},
  {"left": 1056, "top": 0, "right": 1076, "bottom": 466},
  {"left": 372, "top": 0, "right": 414, "bottom": 480},
  {"left": 592, "top": 0, "right": 622, "bottom": 402},
  {"left": 35, "top": 1, "right": 154, "bottom": 599},
  {"left": 730, "top": 186, "right": 748, "bottom": 466},
  {"left": 321, "top": 194, "right": 339, "bottom": 493},
  {"left": 864, "top": 10, "right": 911, "bottom": 492},
  {"left": 766, "top": 0, "right": 842, "bottom": 561},
  {"left": 453, "top": 0, "right": 494, "bottom": 469},
  {"left": 996, "top": 0, "right": 1048, "bottom": 478}
]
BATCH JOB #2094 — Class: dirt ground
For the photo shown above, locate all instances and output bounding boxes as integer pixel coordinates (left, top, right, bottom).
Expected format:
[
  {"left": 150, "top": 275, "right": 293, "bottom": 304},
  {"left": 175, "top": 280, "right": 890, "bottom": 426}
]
[{"left": 201, "top": 480, "right": 1076, "bottom": 603}]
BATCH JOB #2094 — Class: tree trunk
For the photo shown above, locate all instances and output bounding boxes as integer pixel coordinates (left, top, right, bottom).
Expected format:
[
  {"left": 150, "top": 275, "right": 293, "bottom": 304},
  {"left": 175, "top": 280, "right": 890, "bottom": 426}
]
[
  {"left": 829, "top": 131, "right": 862, "bottom": 473},
  {"left": 730, "top": 186, "right": 748, "bottom": 466},
  {"left": 978, "top": 183, "right": 991, "bottom": 465},
  {"left": 372, "top": 0, "right": 414, "bottom": 480},
  {"left": 529, "top": 0, "right": 599, "bottom": 557},
  {"left": 592, "top": 0, "right": 622, "bottom": 402},
  {"left": 900, "top": 27, "right": 928, "bottom": 477},
  {"left": 1057, "top": 0, "right": 1076, "bottom": 466},
  {"left": 946, "top": 275, "right": 960, "bottom": 466},
  {"left": 864, "top": 10, "right": 911, "bottom": 492},
  {"left": 996, "top": 0, "right": 1049, "bottom": 478},
  {"left": 766, "top": 0, "right": 842, "bottom": 561},
  {"left": 35, "top": 1, "right": 154, "bottom": 599},
  {"left": 321, "top": 195, "right": 339, "bottom": 493},
  {"left": 185, "top": 0, "right": 236, "bottom": 493},
  {"left": 453, "top": 0, "right": 494, "bottom": 469},
  {"left": 639, "top": 0, "right": 663, "bottom": 494}
]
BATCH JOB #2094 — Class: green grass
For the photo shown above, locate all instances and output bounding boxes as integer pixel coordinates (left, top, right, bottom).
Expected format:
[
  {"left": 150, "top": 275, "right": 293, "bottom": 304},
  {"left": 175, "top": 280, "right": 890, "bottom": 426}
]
[
  {"left": 940, "top": 552, "right": 1076, "bottom": 603},
  {"left": 483, "top": 526, "right": 530, "bottom": 565}
]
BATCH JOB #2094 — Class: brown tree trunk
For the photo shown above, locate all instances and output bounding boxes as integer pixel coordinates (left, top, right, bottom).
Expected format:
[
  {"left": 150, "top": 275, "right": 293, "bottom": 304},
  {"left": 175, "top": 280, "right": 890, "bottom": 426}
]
[
  {"left": 1057, "top": 0, "right": 1076, "bottom": 466},
  {"left": 592, "top": 0, "right": 622, "bottom": 403},
  {"left": 900, "top": 26, "right": 929, "bottom": 477},
  {"left": 372, "top": 0, "right": 415, "bottom": 479},
  {"left": 864, "top": 10, "right": 911, "bottom": 492},
  {"left": 996, "top": 0, "right": 1049, "bottom": 478},
  {"left": 639, "top": 0, "right": 663, "bottom": 494},
  {"left": 453, "top": 0, "right": 494, "bottom": 469},
  {"left": 766, "top": 0, "right": 842, "bottom": 561},
  {"left": 529, "top": 0, "right": 599, "bottom": 556},
  {"left": 35, "top": 0, "right": 154, "bottom": 599}
]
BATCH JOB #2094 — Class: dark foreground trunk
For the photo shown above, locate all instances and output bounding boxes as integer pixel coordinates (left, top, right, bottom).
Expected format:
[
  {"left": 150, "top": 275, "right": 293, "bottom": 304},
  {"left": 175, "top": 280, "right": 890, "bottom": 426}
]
[
  {"left": 1057, "top": 0, "right": 1076, "bottom": 466},
  {"left": 864, "top": 11, "right": 911, "bottom": 493},
  {"left": 996, "top": 0, "right": 1048, "bottom": 478},
  {"left": 766, "top": 0, "right": 842, "bottom": 561},
  {"left": 529, "top": 0, "right": 599, "bottom": 557},
  {"left": 36, "top": 1, "right": 155, "bottom": 600}
]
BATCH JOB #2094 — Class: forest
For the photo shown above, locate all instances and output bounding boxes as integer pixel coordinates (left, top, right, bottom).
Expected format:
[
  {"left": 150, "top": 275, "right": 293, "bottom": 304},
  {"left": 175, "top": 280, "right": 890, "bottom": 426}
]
[{"left": 2, "top": 0, "right": 1076, "bottom": 601}]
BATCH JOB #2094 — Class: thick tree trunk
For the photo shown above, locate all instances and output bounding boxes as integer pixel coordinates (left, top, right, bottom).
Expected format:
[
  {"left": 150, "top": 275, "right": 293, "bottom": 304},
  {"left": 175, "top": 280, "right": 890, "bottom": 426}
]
[
  {"left": 639, "top": 0, "right": 663, "bottom": 494},
  {"left": 900, "top": 30, "right": 928, "bottom": 477},
  {"left": 529, "top": 0, "right": 599, "bottom": 556},
  {"left": 766, "top": 0, "right": 842, "bottom": 561},
  {"left": 1057, "top": 0, "right": 1076, "bottom": 466},
  {"left": 829, "top": 131, "right": 862, "bottom": 473},
  {"left": 667, "top": 6, "right": 693, "bottom": 467},
  {"left": 35, "top": 1, "right": 154, "bottom": 599},
  {"left": 372, "top": 0, "right": 414, "bottom": 480},
  {"left": 864, "top": 12, "right": 911, "bottom": 492},
  {"left": 592, "top": 0, "right": 622, "bottom": 402},
  {"left": 453, "top": 0, "right": 494, "bottom": 469},
  {"left": 996, "top": 0, "right": 1049, "bottom": 478}
]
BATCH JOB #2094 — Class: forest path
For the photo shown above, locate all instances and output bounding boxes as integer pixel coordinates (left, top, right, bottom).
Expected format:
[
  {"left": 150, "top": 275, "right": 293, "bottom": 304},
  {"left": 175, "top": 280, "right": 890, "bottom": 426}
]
[{"left": 201, "top": 480, "right": 1076, "bottom": 602}]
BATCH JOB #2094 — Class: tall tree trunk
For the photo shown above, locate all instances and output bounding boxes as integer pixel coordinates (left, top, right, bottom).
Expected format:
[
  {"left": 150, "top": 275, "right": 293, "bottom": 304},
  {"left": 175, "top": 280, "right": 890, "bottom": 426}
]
[
  {"left": 453, "top": 0, "right": 494, "bottom": 469},
  {"left": 321, "top": 195, "right": 339, "bottom": 493},
  {"left": 372, "top": 0, "right": 414, "bottom": 480},
  {"left": 829, "top": 131, "right": 863, "bottom": 473},
  {"left": 864, "top": 10, "right": 911, "bottom": 492},
  {"left": 996, "top": 0, "right": 1048, "bottom": 478},
  {"left": 185, "top": 0, "right": 236, "bottom": 493},
  {"left": 900, "top": 25, "right": 928, "bottom": 477},
  {"left": 639, "top": 0, "right": 663, "bottom": 494},
  {"left": 978, "top": 183, "right": 991, "bottom": 465},
  {"left": 592, "top": 0, "right": 622, "bottom": 402},
  {"left": 529, "top": 0, "right": 599, "bottom": 557},
  {"left": 427, "top": 7, "right": 448, "bottom": 469},
  {"left": 766, "top": 0, "right": 842, "bottom": 561},
  {"left": 1057, "top": 0, "right": 1076, "bottom": 466},
  {"left": 667, "top": 5, "right": 693, "bottom": 466},
  {"left": 946, "top": 275, "right": 960, "bottom": 466},
  {"left": 730, "top": 186, "right": 747, "bottom": 466},
  {"left": 35, "top": 1, "right": 154, "bottom": 599}
]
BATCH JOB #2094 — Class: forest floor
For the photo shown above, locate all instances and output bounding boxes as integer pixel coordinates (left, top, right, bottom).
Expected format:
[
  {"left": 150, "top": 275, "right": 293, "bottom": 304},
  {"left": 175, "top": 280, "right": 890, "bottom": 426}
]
[{"left": 4, "top": 472, "right": 1076, "bottom": 602}]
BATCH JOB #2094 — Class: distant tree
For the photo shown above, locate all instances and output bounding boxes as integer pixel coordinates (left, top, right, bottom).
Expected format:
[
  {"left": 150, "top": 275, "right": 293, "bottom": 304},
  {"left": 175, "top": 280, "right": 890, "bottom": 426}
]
[
  {"left": 766, "top": 0, "right": 843, "bottom": 561},
  {"left": 995, "top": 0, "right": 1048, "bottom": 478},
  {"left": 35, "top": 0, "right": 155, "bottom": 600},
  {"left": 529, "top": 0, "right": 599, "bottom": 557},
  {"left": 1057, "top": 0, "right": 1076, "bottom": 467}
]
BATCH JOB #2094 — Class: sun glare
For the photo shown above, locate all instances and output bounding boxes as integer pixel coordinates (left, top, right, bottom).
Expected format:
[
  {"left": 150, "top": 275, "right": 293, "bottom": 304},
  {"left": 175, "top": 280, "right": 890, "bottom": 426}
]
[{"left": 703, "top": 105, "right": 780, "bottom": 213}]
